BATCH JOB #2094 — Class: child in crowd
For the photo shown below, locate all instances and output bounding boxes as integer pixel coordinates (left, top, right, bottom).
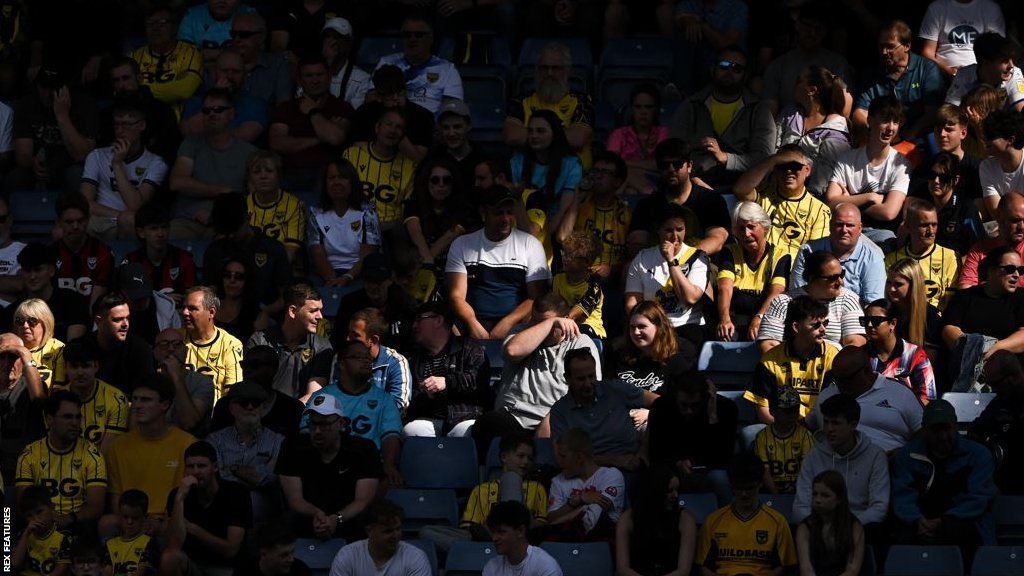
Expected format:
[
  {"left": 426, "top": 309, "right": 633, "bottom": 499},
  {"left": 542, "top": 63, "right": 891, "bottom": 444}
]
[
  {"left": 68, "top": 538, "right": 105, "bottom": 576},
  {"left": 796, "top": 470, "right": 866, "bottom": 576},
  {"left": 106, "top": 489, "right": 160, "bottom": 576},
  {"left": 754, "top": 387, "right": 813, "bottom": 494},
  {"left": 13, "top": 485, "right": 70, "bottom": 576},
  {"left": 546, "top": 428, "right": 625, "bottom": 542},
  {"left": 553, "top": 231, "right": 606, "bottom": 342}
]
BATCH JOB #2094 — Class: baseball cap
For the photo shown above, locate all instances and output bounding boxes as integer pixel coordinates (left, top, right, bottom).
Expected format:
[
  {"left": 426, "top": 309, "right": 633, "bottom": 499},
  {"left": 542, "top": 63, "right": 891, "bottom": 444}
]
[
  {"left": 416, "top": 299, "right": 454, "bottom": 324},
  {"left": 361, "top": 252, "right": 393, "bottom": 282},
  {"left": 438, "top": 99, "right": 471, "bottom": 121},
  {"left": 322, "top": 17, "right": 353, "bottom": 38},
  {"left": 118, "top": 262, "right": 152, "bottom": 300},
  {"left": 480, "top": 185, "right": 517, "bottom": 207},
  {"left": 771, "top": 387, "right": 801, "bottom": 411},
  {"left": 17, "top": 242, "right": 55, "bottom": 269},
  {"left": 304, "top": 394, "right": 344, "bottom": 418},
  {"left": 226, "top": 380, "right": 269, "bottom": 404},
  {"left": 922, "top": 399, "right": 958, "bottom": 426}
]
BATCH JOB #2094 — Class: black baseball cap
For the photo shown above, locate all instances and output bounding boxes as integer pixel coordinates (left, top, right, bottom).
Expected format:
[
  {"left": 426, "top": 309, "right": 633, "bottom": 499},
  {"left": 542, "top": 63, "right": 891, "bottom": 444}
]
[
  {"left": 17, "top": 243, "right": 56, "bottom": 269},
  {"left": 361, "top": 252, "right": 393, "bottom": 282},
  {"left": 480, "top": 185, "right": 517, "bottom": 207}
]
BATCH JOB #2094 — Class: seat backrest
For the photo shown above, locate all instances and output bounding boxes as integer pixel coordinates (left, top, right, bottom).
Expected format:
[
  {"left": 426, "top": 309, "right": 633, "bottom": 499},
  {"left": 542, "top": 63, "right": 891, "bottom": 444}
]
[
  {"left": 405, "top": 539, "right": 439, "bottom": 576},
  {"left": 994, "top": 495, "right": 1024, "bottom": 544},
  {"left": 293, "top": 538, "right": 345, "bottom": 570},
  {"left": 599, "top": 37, "right": 674, "bottom": 71},
  {"left": 971, "top": 546, "right": 1024, "bottom": 576},
  {"left": 718, "top": 390, "right": 758, "bottom": 426},
  {"left": 697, "top": 341, "right": 759, "bottom": 390},
  {"left": 740, "top": 423, "right": 766, "bottom": 453},
  {"left": 385, "top": 488, "right": 459, "bottom": 528},
  {"left": 317, "top": 283, "right": 364, "bottom": 318},
  {"left": 447, "top": 541, "right": 499, "bottom": 575},
  {"left": 940, "top": 392, "right": 995, "bottom": 423},
  {"left": 677, "top": 493, "right": 719, "bottom": 525},
  {"left": 171, "top": 239, "right": 210, "bottom": 270},
  {"left": 759, "top": 493, "right": 796, "bottom": 524},
  {"left": 540, "top": 542, "right": 613, "bottom": 576},
  {"left": 356, "top": 36, "right": 402, "bottom": 69},
  {"left": 400, "top": 437, "right": 480, "bottom": 490},
  {"left": 518, "top": 37, "right": 593, "bottom": 70},
  {"left": 884, "top": 545, "right": 964, "bottom": 576}
]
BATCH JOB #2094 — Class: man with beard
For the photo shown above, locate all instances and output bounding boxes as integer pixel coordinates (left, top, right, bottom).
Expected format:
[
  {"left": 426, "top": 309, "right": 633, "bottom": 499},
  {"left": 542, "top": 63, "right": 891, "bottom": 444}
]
[
  {"left": 350, "top": 65, "right": 434, "bottom": 162},
  {"left": 343, "top": 109, "right": 418, "bottom": 232},
  {"left": 375, "top": 13, "right": 463, "bottom": 115},
  {"left": 76, "top": 292, "right": 156, "bottom": 395},
  {"left": 155, "top": 327, "right": 214, "bottom": 436},
  {"left": 504, "top": 42, "right": 594, "bottom": 168},
  {"left": 179, "top": 49, "right": 268, "bottom": 143},
  {"left": 886, "top": 199, "right": 960, "bottom": 309}
]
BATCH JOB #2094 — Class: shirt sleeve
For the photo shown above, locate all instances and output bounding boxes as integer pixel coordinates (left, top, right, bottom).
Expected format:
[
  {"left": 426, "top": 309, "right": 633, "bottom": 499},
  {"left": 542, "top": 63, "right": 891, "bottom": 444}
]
[
  {"left": 771, "top": 254, "right": 791, "bottom": 286},
  {"left": 745, "top": 363, "right": 776, "bottom": 408},
  {"left": 840, "top": 294, "right": 866, "bottom": 337},
  {"left": 0, "top": 103, "right": 12, "bottom": 153},
  {"left": 13, "top": 447, "right": 33, "bottom": 485},
  {"left": 789, "top": 245, "right": 808, "bottom": 288},
  {"left": 81, "top": 149, "right": 103, "bottom": 186},
  {"left": 889, "top": 155, "right": 912, "bottom": 194},
  {"left": 547, "top": 476, "right": 569, "bottom": 512},
  {"left": 143, "top": 157, "right": 169, "bottom": 187},
  {"left": 921, "top": 59, "right": 946, "bottom": 106},
  {"left": 917, "top": 2, "right": 941, "bottom": 40},
  {"left": 775, "top": 516, "right": 798, "bottom": 567},
  {"left": 444, "top": 237, "right": 467, "bottom": 274},
  {"left": 524, "top": 235, "right": 552, "bottom": 283},
  {"left": 756, "top": 294, "right": 787, "bottom": 341},
  {"left": 107, "top": 390, "right": 129, "bottom": 434},
  {"left": 443, "top": 64, "right": 464, "bottom": 101}
]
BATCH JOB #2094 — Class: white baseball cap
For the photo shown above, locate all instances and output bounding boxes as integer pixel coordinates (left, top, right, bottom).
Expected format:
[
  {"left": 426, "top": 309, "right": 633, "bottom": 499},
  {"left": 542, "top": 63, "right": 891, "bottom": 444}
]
[
  {"left": 322, "top": 17, "right": 353, "bottom": 38},
  {"left": 304, "top": 394, "right": 344, "bottom": 418}
]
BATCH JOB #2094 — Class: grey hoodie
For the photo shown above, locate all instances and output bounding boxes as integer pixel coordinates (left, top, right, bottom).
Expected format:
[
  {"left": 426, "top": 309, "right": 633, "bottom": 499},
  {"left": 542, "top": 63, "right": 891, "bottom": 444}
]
[{"left": 793, "top": 430, "right": 890, "bottom": 524}]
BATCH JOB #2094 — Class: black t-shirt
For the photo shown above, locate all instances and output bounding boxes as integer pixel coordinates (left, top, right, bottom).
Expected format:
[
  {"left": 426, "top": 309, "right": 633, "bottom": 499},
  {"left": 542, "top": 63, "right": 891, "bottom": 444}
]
[
  {"left": 350, "top": 101, "right": 435, "bottom": 149},
  {"left": 13, "top": 89, "right": 99, "bottom": 173},
  {"left": 629, "top": 187, "right": 731, "bottom": 244},
  {"left": 1, "top": 288, "right": 90, "bottom": 343},
  {"left": 203, "top": 233, "right": 291, "bottom": 307},
  {"left": 166, "top": 478, "right": 253, "bottom": 567},
  {"left": 210, "top": 390, "right": 304, "bottom": 440},
  {"left": 75, "top": 332, "right": 157, "bottom": 394},
  {"left": 942, "top": 286, "right": 1024, "bottom": 341},
  {"left": 605, "top": 350, "right": 678, "bottom": 394},
  {"left": 335, "top": 285, "right": 417, "bottom": 350},
  {"left": 128, "top": 300, "right": 161, "bottom": 345},
  {"left": 268, "top": 0, "right": 349, "bottom": 60}
]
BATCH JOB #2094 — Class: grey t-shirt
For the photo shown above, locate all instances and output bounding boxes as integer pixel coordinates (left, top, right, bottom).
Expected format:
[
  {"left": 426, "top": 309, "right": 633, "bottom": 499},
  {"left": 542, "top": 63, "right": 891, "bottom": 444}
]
[
  {"left": 167, "top": 369, "right": 215, "bottom": 436},
  {"left": 247, "top": 328, "right": 334, "bottom": 399},
  {"left": 174, "top": 135, "right": 256, "bottom": 219}
]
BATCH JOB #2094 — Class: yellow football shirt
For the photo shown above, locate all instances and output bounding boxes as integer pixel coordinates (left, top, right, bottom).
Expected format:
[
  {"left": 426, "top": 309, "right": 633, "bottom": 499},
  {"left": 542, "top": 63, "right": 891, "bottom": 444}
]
[
  {"left": 51, "top": 379, "right": 129, "bottom": 447},
  {"left": 461, "top": 479, "right": 548, "bottom": 527},
  {"left": 14, "top": 437, "right": 107, "bottom": 515},
  {"left": 23, "top": 526, "right": 69, "bottom": 576},
  {"left": 185, "top": 326, "right": 244, "bottom": 403},
  {"left": 745, "top": 342, "right": 839, "bottom": 417},
  {"left": 885, "top": 243, "right": 959, "bottom": 310},
  {"left": 31, "top": 338, "right": 64, "bottom": 389},
  {"left": 106, "top": 533, "right": 160, "bottom": 576},
  {"left": 130, "top": 41, "right": 203, "bottom": 115},
  {"left": 718, "top": 243, "right": 791, "bottom": 315},
  {"left": 697, "top": 504, "right": 798, "bottom": 576},
  {"left": 247, "top": 190, "right": 307, "bottom": 250},
  {"left": 105, "top": 427, "right": 196, "bottom": 518},
  {"left": 574, "top": 196, "right": 631, "bottom": 268},
  {"left": 754, "top": 184, "right": 831, "bottom": 258},
  {"left": 753, "top": 424, "right": 814, "bottom": 493},
  {"left": 709, "top": 96, "right": 743, "bottom": 136},
  {"left": 342, "top": 143, "right": 417, "bottom": 227},
  {"left": 553, "top": 273, "right": 606, "bottom": 338}
]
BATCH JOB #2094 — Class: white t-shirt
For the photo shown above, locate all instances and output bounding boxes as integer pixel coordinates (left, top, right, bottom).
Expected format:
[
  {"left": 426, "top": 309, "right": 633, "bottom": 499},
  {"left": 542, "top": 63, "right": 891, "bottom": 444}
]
[
  {"left": 919, "top": 0, "right": 1005, "bottom": 68},
  {"left": 624, "top": 245, "right": 709, "bottom": 328},
  {"left": 329, "top": 540, "right": 432, "bottom": 576},
  {"left": 548, "top": 466, "right": 626, "bottom": 533},
  {"left": 0, "top": 241, "right": 25, "bottom": 277},
  {"left": 81, "top": 147, "right": 168, "bottom": 211},
  {"left": 829, "top": 146, "right": 911, "bottom": 198},
  {"left": 307, "top": 204, "right": 382, "bottom": 271},
  {"left": 945, "top": 63, "right": 1024, "bottom": 108},
  {"left": 483, "top": 546, "right": 564, "bottom": 576},
  {"left": 376, "top": 53, "right": 464, "bottom": 115},
  {"left": 328, "top": 60, "right": 373, "bottom": 109},
  {"left": 979, "top": 154, "right": 1024, "bottom": 199}
]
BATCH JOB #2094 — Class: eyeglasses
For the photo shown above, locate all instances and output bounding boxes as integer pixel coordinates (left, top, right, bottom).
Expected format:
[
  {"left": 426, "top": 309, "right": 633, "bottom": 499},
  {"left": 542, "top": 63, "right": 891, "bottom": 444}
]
[
  {"left": 816, "top": 270, "right": 846, "bottom": 282},
  {"left": 998, "top": 265, "right": 1024, "bottom": 276},
  {"left": 14, "top": 316, "right": 39, "bottom": 328},
  {"left": 230, "top": 29, "right": 263, "bottom": 39},
  {"left": 926, "top": 170, "right": 955, "bottom": 184},
  {"left": 859, "top": 315, "right": 890, "bottom": 327},
  {"left": 656, "top": 158, "right": 687, "bottom": 170},
  {"left": 402, "top": 30, "right": 430, "bottom": 39},
  {"left": 234, "top": 399, "right": 262, "bottom": 409},
  {"left": 429, "top": 175, "right": 452, "bottom": 185},
  {"left": 806, "top": 319, "right": 830, "bottom": 330},
  {"left": 590, "top": 168, "right": 616, "bottom": 178},
  {"left": 716, "top": 60, "right": 746, "bottom": 73},
  {"left": 201, "top": 105, "right": 232, "bottom": 115},
  {"left": 155, "top": 339, "right": 185, "bottom": 348},
  {"left": 774, "top": 161, "right": 807, "bottom": 172},
  {"left": 224, "top": 271, "right": 246, "bottom": 281}
]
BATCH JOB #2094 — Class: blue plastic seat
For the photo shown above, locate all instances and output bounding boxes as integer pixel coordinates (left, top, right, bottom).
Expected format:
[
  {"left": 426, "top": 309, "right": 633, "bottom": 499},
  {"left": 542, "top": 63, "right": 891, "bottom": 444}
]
[
  {"left": 170, "top": 239, "right": 210, "bottom": 270},
  {"left": 406, "top": 539, "right": 439, "bottom": 576},
  {"left": 697, "top": 341, "right": 760, "bottom": 391},
  {"left": 293, "top": 538, "right": 345, "bottom": 572},
  {"left": 461, "top": 68, "right": 507, "bottom": 101},
  {"left": 317, "top": 283, "right": 364, "bottom": 318},
  {"left": 940, "top": 392, "right": 995, "bottom": 424},
  {"left": 599, "top": 37, "right": 674, "bottom": 75},
  {"left": 484, "top": 436, "right": 555, "bottom": 479},
  {"left": 540, "top": 542, "right": 613, "bottom": 576},
  {"left": 677, "top": 492, "right": 718, "bottom": 525},
  {"left": 446, "top": 540, "right": 499, "bottom": 575},
  {"left": 400, "top": 437, "right": 479, "bottom": 490},
  {"left": 740, "top": 423, "right": 766, "bottom": 453},
  {"left": 971, "top": 546, "right": 1024, "bottom": 576},
  {"left": 884, "top": 545, "right": 963, "bottom": 576},
  {"left": 468, "top": 101, "right": 507, "bottom": 144},
  {"left": 718, "top": 390, "right": 758, "bottom": 426},
  {"left": 994, "top": 495, "right": 1024, "bottom": 545},
  {"left": 356, "top": 36, "right": 403, "bottom": 70},
  {"left": 107, "top": 239, "right": 137, "bottom": 264},
  {"left": 10, "top": 189, "right": 59, "bottom": 240},
  {"left": 386, "top": 488, "right": 460, "bottom": 531},
  {"left": 759, "top": 493, "right": 796, "bottom": 524}
]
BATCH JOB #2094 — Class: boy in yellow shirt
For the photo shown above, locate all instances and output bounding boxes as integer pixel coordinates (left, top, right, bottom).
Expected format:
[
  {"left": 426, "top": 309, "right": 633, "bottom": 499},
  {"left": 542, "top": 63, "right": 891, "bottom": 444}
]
[
  {"left": 13, "top": 486, "right": 70, "bottom": 576},
  {"left": 553, "top": 231, "right": 606, "bottom": 341}
]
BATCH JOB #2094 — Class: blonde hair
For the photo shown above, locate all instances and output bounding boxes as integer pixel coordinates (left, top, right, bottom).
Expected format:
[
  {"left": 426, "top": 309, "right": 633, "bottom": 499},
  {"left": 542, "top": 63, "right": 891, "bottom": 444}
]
[
  {"left": 13, "top": 299, "right": 55, "bottom": 345},
  {"left": 887, "top": 259, "right": 926, "bottom": 347}
]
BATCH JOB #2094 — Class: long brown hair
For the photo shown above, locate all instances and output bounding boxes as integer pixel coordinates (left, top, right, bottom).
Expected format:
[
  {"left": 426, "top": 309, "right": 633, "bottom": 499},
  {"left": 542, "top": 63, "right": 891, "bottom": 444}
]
[
  {"left": 887, "top": 259, "right": 926, "bottom": 347},
  {"left": 620, "top": 301, "right": 679, "bottom": 366},
  {"left": 804, "top": 470, "right": 859, "bottom": 569}
]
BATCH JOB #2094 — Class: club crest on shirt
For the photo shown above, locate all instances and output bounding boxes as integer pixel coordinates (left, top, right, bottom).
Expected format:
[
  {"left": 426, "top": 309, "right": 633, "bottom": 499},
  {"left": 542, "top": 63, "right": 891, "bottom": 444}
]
[
  {"left": 426, "top": 72, "right": 438, "bottom": 83},
  {"left": 756, "top": 530, "right": 768, "bottom": 544},
  {"left": 134, "top": 166, "right": 146, "bottom": 177},
  {"left": 351, "top": 221, "right": 361, "bottom": 232},
  {"left": 170, "top": 267, "right": 180, "bottom": 280},
  {"left": 87, "top": 257, "right": 97, "bottom": 270},
  {"left": 254, "top": 253, "right": 267, "bottom": 267}
]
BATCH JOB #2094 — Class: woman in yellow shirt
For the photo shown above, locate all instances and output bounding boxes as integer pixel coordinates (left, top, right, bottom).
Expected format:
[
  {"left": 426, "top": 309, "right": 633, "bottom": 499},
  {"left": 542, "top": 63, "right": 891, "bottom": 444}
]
[{"left": 11, "top": 299, "right": 64, "bottom": 389}]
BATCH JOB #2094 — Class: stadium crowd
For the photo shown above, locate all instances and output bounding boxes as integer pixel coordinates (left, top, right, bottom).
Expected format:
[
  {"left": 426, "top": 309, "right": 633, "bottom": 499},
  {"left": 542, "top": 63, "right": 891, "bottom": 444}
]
[{"left": 2, "top": 0, "right": 1024, "bottom": 575}]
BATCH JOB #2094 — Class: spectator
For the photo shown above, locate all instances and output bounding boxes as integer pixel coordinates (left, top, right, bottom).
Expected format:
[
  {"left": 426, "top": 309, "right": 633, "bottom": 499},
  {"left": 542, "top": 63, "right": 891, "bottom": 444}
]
[
  {"left": 853, "top": 20, "right": 944, "bottom": 140},
  {"left": 344, "top": 307, "right": 413, "bottom": 412},
  {"left": 960, "top": 192, "right": 1024, "bottom": 288},
  {"left": 320, "top": 17, "right": 372, "bottom": 109},
  {"left": 459, "top": 437, "right": 548, "bottom": 542},
  {"left": 793, "top": 394, "right": 890, "bottom": 528},
  {"left": 795, "top": 470, "right": 867, "bottom": 576},
  {"left": 14, "top": 390, "right": 106, "bottom": 531},
  {"left": 103, "top": 56, "right": 181, "bottom": 164},
  {"left": 248, "top": 283, "right": 333, "bottom": 402},
  {"left": 214, "top": 259, "right": 262, "bottom": 343},
  {"left": 776, "top": 65, "right": 853, "bottom": 197},
  {"left": 753, "top": 388, "right": 813, "bottom": 494},
  {"left": 625, "top": 204, "right": 710, "bottom": 353},
  {"left": 696, "top": 454, "right": 798, "bottom": 575},
  {"left": 228, "top": 12, "right": 292, "bottom": 107},
  {"left": 757, "top": 251, "right": 867, "bottom": 353},
  {"left": 892, "top": 399, "right": 997, "bottom": 556},
  {"left": 328, "top": 499, "right": 432, "bottom": 576},
  {"left": 669, "top": 45, "right": 777, "bottom": 188},
  {"left": 472, "top": 295, "right": 600, "bottom": 457},
  {"left": 945, "top": 32, "right": 1023, "bottom": 112},
  {"left": 53, "top": 192, "right": 114, "bottom": 306},
  {"left": 232, "top": 523, "right": 310, "bottom": 576},
  {"left": 615, "top": 463, "right": 697, "bottom": 576},
  {"left": 827, "top": 96, "right": 913, "bottom": 246},
  {"left": 11, "top": 299, "right": 64, "bottom": 390},
  {"left": 746, "top": 295, "right": 839, "bottom": 423},
  {"left": 548, "top": 348, "right": 656, "bottom": 470},
  {"left": 630, "top": 139, "right": 730, "bottom": 256},
  {"left": 504, "top": 42, "right": 594, "bottom": 168},
  {"left": 674, "top": 0, "right": 750, "bottom": 90},
  {"left": 210, "top": 346, "right": 304, "bottom": 440},
  {"left": 915, "top": 104, "right": 983, "bottom": 202},
  {"left": 550, "top": 231, "right": 606, "bottom": 340},
  {"left": 79, "top": 292, "right": 156, "bottom": 395},
  {"left": 648, "top": 373, "right": 738, "bottom": 504},
  {"left": 511, "top": 110, "right": 582, "bottom": 243},
  {"left": 887, "top": 258, "right": 942, "bottom": 349},
  {"left": 307, "top": 159, "right": 382, "bottom": 287},
  {"left": 269, "top": 55, "right": 352, "bottom": 190},
  {"left": 131, "top": 6, "right": 204, "bottom": 117},
  {"left": 0, "top": 195, "right": 24, "bottom": 306},
  {"left": 120, "top": 202, "right": 198, "bottom": 300},
  {"left": 484, "top": 501, "right": 562, "bottom": 576},
  {"left": 607, "top": 300, "right": 687, "bottom": 400},
  {"left": 203, "top": 192, "right": 291, "bottom": 317},
  {"left": 474, "top": 157, "right": 513, "bottom": 191},
  {"left": 51, "top": 339, "right": 128, "bottom": 454},
  {"left": 277, "top": 393, "right": 381, "bottom": 542},
  {"left": 376, "top": 13, "right": 463, "bottom": 115},
  {"left": 863, "top": 299, "right": 937, "bottom": 404},
  {"left": 807, "top": 346, "right": 923, "bottom": 453},
  {"left": 545, "top": 428, "right": 626, "bottom": 541},
  {"left": 605, "top": 83, "right": 669, "bottom": 195},
  {"left": 962, "top": 84, "right": 1002, "bottom": 159},
  {"left": 335, "top": 253, "right": 418, "bottom": 351},
  {"left": 1, "top": 243, "right": 89, "bottom": 343},
  {"left": 106, "top": 490, "right": 160, "bottom": 576},
  {"left": 182, "top": 285, "right": 244, "bottom": 403},
  {"left": 791, "top": 203, "right": 886, "bottom": 305},
  {"left": 970, "top": 350, "right": 1024, "bottom": 493},
  {"left": 180, "top": 50, "right": 268, "bottom": 143},
  {"left": 404, "top": 300, "right": 490, "bottom": 438},
  {"left": 154, "top": 327, "right": 214, "bottom": 437},
  {"left": 243, "top": 150, "right": 307, "bottom": 266},
  {"left": 350, "top": 65, "right": 434, "bottom": 162},
  {"left": 428, "top": 100, "right": 486, "bottom": 191},
  {"left": 178, "top": 0, "right": 255, "bottom": 63},
  {"left": 403, "top": 156, "right": 473, "bottom": 274},
  {"left": 118, "top": 260, "right": 181, "bottom": 345},
  {"left": 447, "top": 185, "right": 550, "bottom": 340},
  {"left": 7, "top": 67, "right": 98, "bottom": 193},
  {"left": 979, "top": 109, "right": 1024, "bottom": 217},
  {"left": 921, "top": 0, "right": 1005, "bottom": 76},
  {"left": 168, "top": 88, "right": 258, "bottom": 239},
  {"left": 11, "top": 486, "right": 70, "bottom": 575},
  {"left": 715, "top": 202, "right": 791, "bottom": 342},
  {"left": 733, "top": 145, "right": 832, "bottom": 258},
  {"left": 0, "top": 333, "right": 46, "bottom": 488},
  {"left": 267, "top": 1, "right": 346, "bottom": 62},
  {"left": 887, "top": 199, "right": 960, "bottom": 309},
  {"left": 343, "top": 108, "right": 418, "bottom": 231},
  {"left": 911, "top": 150, "right": 983, "bottom": 254},
  {"left": 163, "top": 441, "right": 252, "bottom": 576}
]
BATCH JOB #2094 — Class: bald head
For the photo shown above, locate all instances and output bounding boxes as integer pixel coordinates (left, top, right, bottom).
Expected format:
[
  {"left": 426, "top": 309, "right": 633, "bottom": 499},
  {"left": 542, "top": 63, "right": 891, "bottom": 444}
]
[
  {"left": 830, "top": 203, "right": 862, "bottom": 252},
  {"left": 832, "top": 203, "right": 861, "bottom": 224},
  {"left": 0, "top": 332, "right": 24, "bottom": 386},
  {"left": 0, "top": 333, "right": 24, "bottom": 347},
  {"left": 997, "top": 193, "right": 1024, "bottom": 244},
  {"left": 829, "top": 346, "right": 873, "bottom": 391}
]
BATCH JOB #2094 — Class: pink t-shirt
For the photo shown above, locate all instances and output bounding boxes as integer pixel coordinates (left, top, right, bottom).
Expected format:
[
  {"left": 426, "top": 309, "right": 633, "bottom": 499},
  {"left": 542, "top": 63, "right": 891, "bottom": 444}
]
[{"left": 606, "top": 126, "right": 669, "bottom": 161}]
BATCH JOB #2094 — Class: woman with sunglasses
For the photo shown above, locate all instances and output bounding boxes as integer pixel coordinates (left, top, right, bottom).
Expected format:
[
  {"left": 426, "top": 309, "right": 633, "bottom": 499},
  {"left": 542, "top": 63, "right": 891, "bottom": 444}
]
[
  {"left": 11, "top": 299, "right": 63, "bottom": 389},
  {"left": 861, "top": 299, "right": 936, "bottom": 404},
  {"left": 215, "top": 259, "right": 261, "bottom": 343},
  {"left": 403, "top": 157, "right": 473, "bottom": 274},
  {"left": 308, "top": 158, "right": 382, "bottom": 287},
  {"left": 606, "top": 83, "right": 670, "bottom": 195},
  {"left": 885, "top": 258, "right": 941, "bottom": 349},
  {"left": 911, "top": 151, "right": 982, "bottom": 254}
]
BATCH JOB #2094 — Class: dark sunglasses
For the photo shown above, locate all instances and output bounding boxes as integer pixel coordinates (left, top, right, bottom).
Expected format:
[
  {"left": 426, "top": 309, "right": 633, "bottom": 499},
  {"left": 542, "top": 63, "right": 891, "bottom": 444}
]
[
  {"left": 429, "top": 175, "right": 452, "bottom": 185},
  {"left": 717, "top": 60, "right": 746, "bottom": 73},
  {"left": 234, "top": 398, "right": 263, "bottom": 408},
  {"left": 816, "top": 270, "right": 846, "bottom": 282},
  {"left": 657, "top": 158, "right": 688, "bottom": 170},
  {"left": 230, "top": 29, "right": 263, "bottom": 39},
  {"left": 998, "top": 265, "right": 1024, "bottom": 276},
  {"left": 808, "top": 319, "right": 830, "bottom": 330},
  {"left": 859, "top": 315, "right": 891, "bottom": 328},
  {"left": 926, "top": 170, "right": 956, "bottom": 184},
  {"left": 775, "top": 161, "right": 807, "bottom": 172},
  {"left": 224, "top": 271, "right": 246, "bottom": 281},
  {"left": 201, "top": 105, "right": 232, "bottom": 115},
  {"left": 403, "top": 30, "right": 430, "bottom": 39},
  {"left": 14, "top": 316, "right": 39, "bottom": 327}
]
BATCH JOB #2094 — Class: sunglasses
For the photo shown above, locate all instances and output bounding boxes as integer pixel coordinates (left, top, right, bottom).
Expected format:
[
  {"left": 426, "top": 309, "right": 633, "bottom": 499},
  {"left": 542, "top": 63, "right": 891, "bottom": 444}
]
[
  {"left": 998, "top": 265, "right": 1024, "bottom": 275},
  {"left": 234, "top": 398, "right": 262, "bottom": 408},
  {"left": 717, "top": 60, "right": 746, "bottom": 73},
  {"left": 657, "top": 158, "right": 688, "bottom": 170},
  {"left": 775, "top": 161, "right": 807, "bottom": 172},
  {"left": 816, "top": 270, "right": 846, "bottom": 282},
  {"left": 14, "top": 316, "right": 39, "bottom": 328},
  {"left": 926, "top": 170, "right": 955, "bottom": 184},
  {"left": 224, "top": 271, "right": 246, "bottom": 281},
  {"left": 859, "top": 315, "right": 891, "bottom": 328},
  {"left": 808, "top": 319, "right": 830, "bottom": 330},
  {"left": 201, "top": 105, "right": 232, "bottom": 115},
  {"left": 403, "top": 30, "right": 430, "bottom": 39},
  {"left": 230, "top": 29, "right": 263, "bottom": 39},
  {"left": 429, "top": 175, "right": 452, "bottom": 185}
]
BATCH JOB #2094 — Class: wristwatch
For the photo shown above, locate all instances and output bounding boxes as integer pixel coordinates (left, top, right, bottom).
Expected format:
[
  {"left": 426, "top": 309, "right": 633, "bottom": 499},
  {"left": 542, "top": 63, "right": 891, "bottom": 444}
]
[
  {"left": 669, "top": 258, "right": 681, "bottom": 267},
  {"left": 26, "top": 359, "right": 38, "bottom": 369},
  {"left": 336, "top": 512, "right": 345, "bottom": 524}
]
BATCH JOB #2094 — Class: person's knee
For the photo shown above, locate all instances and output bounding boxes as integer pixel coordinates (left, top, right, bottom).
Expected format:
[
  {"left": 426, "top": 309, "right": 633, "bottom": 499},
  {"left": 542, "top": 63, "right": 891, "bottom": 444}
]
[{"left": 160, "top": 549, "right": 189, "bottom": 576}]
